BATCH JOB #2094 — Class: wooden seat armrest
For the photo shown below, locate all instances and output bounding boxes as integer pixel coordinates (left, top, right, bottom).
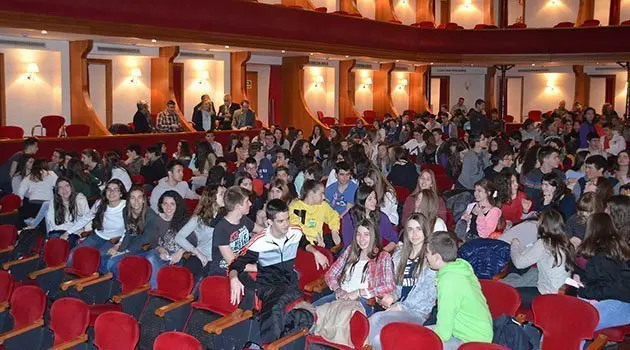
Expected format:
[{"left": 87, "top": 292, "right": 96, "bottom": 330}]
[
  {"left": 112, "top": 283, "right": 150, "bottom": 303},
  {"left": 558, "top": 284, "right": 570, "bottom": 295},
  {"left": 0, "top": 319, "right": 44, "bottom": 344},
  {"left": 365, "top": 298, "right": 376, "bottom": 307},
  {"left": 0, "top": 246, "right": 14, "bottom": 255},
  {"left": 330, "top": 244, "right": 343, "bottom": 254},
  {"left": 515, "top": 313, "right": 527, "bottom": 324},
  {"left": 362, "top": 345, "right": 373, "bottom": 350},
  {"left": 29, "top": 264, "right": 66, "bottom": 279},
  {"left": 586, "top": 334, "right": 608, "bottom": 350},
  {"left": 51, "top": 334, "right": 88, "bottom": 350},
  {"left": 204, "top": 309, "right": 254, "bottom": 335},
  {"left": 304, "top": 276, "right": 325, "bottom": 292},
  {"left": 60, "top": 273, "right": 99, "bottom": 291},
  {"left": 2, "top": 254, "right": 39, "bottom": 270},
  {"left": 0, "top": 302, "right": 8, "bottom": 313},
  {"left": 265, "top": 328, "right": 308, "bottom": 350},
  {"left": 155, "top": 295, "right": 195, "bottom": 317},
  {"left": 75, "top": 272, "right": 113, "bottom": 291}
]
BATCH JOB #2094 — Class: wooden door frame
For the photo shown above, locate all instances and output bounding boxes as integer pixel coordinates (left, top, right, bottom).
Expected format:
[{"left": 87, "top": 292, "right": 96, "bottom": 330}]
[
  {"left": 86, "top": 58, "right": 113, "bottom": 127},
  {"left": 173, "top": 62, "right": 184, "bottom": 115},
  {"left": 0, "top": 53, "right": 5, "bottom": 126},
  {"left": 505, "top": 76, "right": 524, "bottom": 122},
  {"left": 589, "top": 74, "right": 616, "bottom": 110},
  {"left": 431, "top": 75, "right": 450, "bottom": 110}
]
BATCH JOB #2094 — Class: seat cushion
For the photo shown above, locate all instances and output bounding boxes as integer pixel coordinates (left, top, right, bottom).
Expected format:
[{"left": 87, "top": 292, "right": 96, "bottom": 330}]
[{"left": 88, "top": 304, "right": 122, "bottom": 326}]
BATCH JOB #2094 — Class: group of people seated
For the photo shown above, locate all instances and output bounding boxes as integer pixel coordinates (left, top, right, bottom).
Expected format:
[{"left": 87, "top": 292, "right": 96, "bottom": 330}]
[
  {"left": 0, "top": 95, "right": 628, "bottom": 349},
  {"left": 132, "top": 94, "right": 257, "bottom": 133}
]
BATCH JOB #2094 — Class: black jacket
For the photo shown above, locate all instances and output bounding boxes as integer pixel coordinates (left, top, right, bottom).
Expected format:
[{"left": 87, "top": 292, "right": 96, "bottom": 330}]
[
  {"left": 133, "top": 111, "right": 153, "bottom": 133},
  {"left": 140, "top": 159, "right": 167, "bottom": 185},
  {"left": 192, "top": 109, "right": 215, "bottom": 131},
  {"left": 577, "top": 255, "right": 630, "bottom": 302},
  {"left": 469, "top": 110, "right": 489, "bottom": 132}
]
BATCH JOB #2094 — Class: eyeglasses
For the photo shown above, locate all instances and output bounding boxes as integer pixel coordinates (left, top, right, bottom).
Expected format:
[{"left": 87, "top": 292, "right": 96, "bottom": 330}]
[{"left": 106, "top": 187, "right": 121, "bottom": 193}]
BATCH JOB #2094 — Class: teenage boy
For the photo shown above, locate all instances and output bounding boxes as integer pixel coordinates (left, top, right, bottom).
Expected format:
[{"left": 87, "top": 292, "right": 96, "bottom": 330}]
[
  {"left": 484, "top": 149, "right": 513, "bottom": 181},
  {"left": 0, "top": 137, "right": 38, "bottom": 194},
  {"left": 140, "top": 146, "right": 167, "bottom": 187},
  {"left": 229, "top": 199, "right": 330, "bottom": 344},
  {"left": 294, "top": 162, "right": 323, "bottom": 196},
  {"left": 523, "top": 146, "right": 565, "bottom": 210},
  {"left": 149, "top": 160, "right": 199, "bottom": 212},
  {"left": 578, "top": 132, "right": 607, "bottom": 159},
  {"left": 248, "top": 142, "right": 274, "bottom": 184},
  {"left": 573, "top": 155, "right": 619, "bottom": 200},
  {"left": 275, "top": 148, "right": 298, "bottom": 179},
  {"left": 457, "top": 132, "right": 490, "bottom": 190},
  {"left": 204, "top": 131, "right": 224, "bottom": 157},
  {"left": 211, "top": 186, "right": 264, "bottom": 275},
  {"left": 124, "top": 144, "right": 143, "bottom": 175},
  {"left": 426, "top": 231, "right": 493, "bottom": 349},
  {"left": 324, "top": 161, "right": 358, "bottom": 216},
  {"left": 263, "top": 131, "right": 281, "bottom": 163},
  {"left": 243, "top": 157, "right": 265, "bottom": 196}
]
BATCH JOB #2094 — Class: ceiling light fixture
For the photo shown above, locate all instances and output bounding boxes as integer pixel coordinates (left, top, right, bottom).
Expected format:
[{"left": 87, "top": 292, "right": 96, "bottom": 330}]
[
  {"left": 224, "top": 45, "right": 230, "bottom": 49},
  {"left": 281, "top": 50, "right": 286, "bottom": 53},
  {"left": 151, "top": 39, "right": 157, "bottom": 43},
  {"left": 40, "top": 30, "right": 47, "bottom": 35}
]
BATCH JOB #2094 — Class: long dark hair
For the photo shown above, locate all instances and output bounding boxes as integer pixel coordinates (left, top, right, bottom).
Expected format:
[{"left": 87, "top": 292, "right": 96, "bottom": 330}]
[
  {"left": 350, "top": 184, "right": 381, "bottom": 237},
  {"left": 542, "top": 172, "right": 567, "bottom": 205},
  {"left": 195, "top": 184, "right": 225, "bottom": 226},
  {"left": 29, "top": 158, "right": 48, "bottom": 182},
  {"left": 579, "top": 212, "right": 630, "bottom": 262},
  {"left": 103, "top": 151, "right": 129, "bottom": 182},
  {"left": 177, "top": 140, "right": 192, "bottom": 158},
  {"left": 338, "top": 219, "right": 382, "bottom": 285},
  {"left": 15, "top": 154, "right": 35, "bottom": 178},
  {"left": 124, "top": 185, "right": 148, "bottom": 235},
  {"left": 93, "top": 179, "right": 127, "bottom": 231},
  {"left": 538, "top": 209, "right": 575, "bottom": 271},
  {"left": 53, "top": 177, "right": 79, "bottom": 225},
  {"left": 194, "top": 141, "right": 215, "bottom": 174},
  {"left": 395, "top": 213, "right": 431, "bottom": 285},
  {"left": 157, "top": 190, "right": 189, "bottom": 232},
  {"left": 495, "top": 168, "right": 518, "bottom": 206},
  {"left": 606, "top": 195, "right": 630, "bottom": 245}
]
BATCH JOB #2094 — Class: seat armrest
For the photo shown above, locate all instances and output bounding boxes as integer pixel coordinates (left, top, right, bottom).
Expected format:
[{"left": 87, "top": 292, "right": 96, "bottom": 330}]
[
  {"left": 265, "top": 328, "right": 308, "bottom": 350},
  {"left": 515, "top": 313, "right": 527, "bottom": 324},
  {"left": 204, "top": 309, "right": 254, "bottom": 335},
  {"left": 51, "top": 334, "right": 88, "bottom": 350},
  {"left": 0, "top": 301, "right": 8, "bottom": 313},
  {"left": 60, "top": 273, "right": 99, "bottom": 291},
  {"left": 29, "top": 264, "right": 66, "bottom": 279},
  {"left": 0, "top": 246, "right": 14, "bottom": 255},
  {"left": 112, "top": 283, "right": 151, "bottom": 303},
  {"left": 304, "top": 276, "right": 325, "bottom": 293},
  {"left": 0, "top": 319, "right": 44, "bottom": 344},
  {"left": 30, "top": 125, "right": 42, "bottom": 137},
  {"left": 330, "top": 244, "right": 343, "bottom": 254},
  {"left": 586, "top": 334, "right": 608, "bottom": 350},
  {"left": 155, "top": 295, "right": 195, "bottom": 317},
  {"left": 2, "top": 254, "right": 39, "bottom": 270},
  {"left": 75, "top": 272, "right": 113, "bottom": 291}
]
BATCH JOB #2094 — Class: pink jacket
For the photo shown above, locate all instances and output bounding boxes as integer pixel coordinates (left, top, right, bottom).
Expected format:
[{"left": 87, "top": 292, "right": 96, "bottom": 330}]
[{"left": 462, "top": 203, "right": 502, "bottom": 238}]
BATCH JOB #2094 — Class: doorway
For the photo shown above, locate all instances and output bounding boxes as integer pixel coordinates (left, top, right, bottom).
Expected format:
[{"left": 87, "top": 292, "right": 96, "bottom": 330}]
[
  {"left": 86, "top": 59, "right": 112, "bottom": 127},
  {"left": 506, "top": 76, "right": 524, "bottom": 122},
  {"left": 173, "top": 62, "right": 184, "bottom": 113},
  {"left": 430, "top": 76, "right": 450, "bottom": 112},
  {"left": 246, "top": 71, "right": 259, "bottom": 114}
]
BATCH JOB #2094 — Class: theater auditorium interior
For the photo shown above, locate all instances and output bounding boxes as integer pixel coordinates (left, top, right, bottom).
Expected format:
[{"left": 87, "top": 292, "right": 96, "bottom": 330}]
[{"left": 0, "top": 0, "right": 629, "bottom": 349}]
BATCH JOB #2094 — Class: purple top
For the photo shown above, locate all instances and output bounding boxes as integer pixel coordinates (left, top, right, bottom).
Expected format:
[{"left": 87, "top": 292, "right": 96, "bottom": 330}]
[{"left": 341, "top": 211, "right": 398, "bottom": 248}]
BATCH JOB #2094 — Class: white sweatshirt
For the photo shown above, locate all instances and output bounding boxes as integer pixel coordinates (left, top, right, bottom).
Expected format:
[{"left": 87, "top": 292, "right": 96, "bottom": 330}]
[
  {"left": 45, "top": 193, "right": 91, "bottom": 233},
  {"left": 17, "top": 171, "right": 58, "bottom": 201},
  {"left": 66, "top": 199, "right": 126, "bottom": 240}
]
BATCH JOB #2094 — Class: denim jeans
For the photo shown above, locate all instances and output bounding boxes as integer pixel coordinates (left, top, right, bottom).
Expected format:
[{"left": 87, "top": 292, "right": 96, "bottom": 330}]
[
  {"left": 593, "top": 299, "right": 630, "bottom": 331},
  {"left": 312, "top": 292, "right": 375, "bottom": 317},
  {"left": 144, "top": 249, "right": 170, "bottom": 289}
]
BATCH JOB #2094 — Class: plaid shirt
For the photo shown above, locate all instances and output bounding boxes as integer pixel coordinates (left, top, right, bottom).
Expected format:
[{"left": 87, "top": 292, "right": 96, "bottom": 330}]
[
  {"left": 156, "top": 110, "right": 183, "bottom": 132},
  {"left": 325, "top": 247, "right": 395, "bottom": 298}
]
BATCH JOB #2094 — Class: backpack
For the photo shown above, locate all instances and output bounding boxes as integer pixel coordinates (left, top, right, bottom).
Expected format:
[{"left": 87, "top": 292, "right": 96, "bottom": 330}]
[{"left": 492, "top": 314, "right": 542, "bottom": 350}]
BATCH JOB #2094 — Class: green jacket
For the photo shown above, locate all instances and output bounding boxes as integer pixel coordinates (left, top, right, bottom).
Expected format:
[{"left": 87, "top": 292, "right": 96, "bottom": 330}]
[{"left": 434, "top": 259, "right": 493, "bottom": 343}]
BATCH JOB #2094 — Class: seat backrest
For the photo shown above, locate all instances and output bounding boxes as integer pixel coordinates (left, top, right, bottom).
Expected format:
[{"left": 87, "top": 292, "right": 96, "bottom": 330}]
[
  {"left": 479, "top": 280, "right": 521, "bottom": 318},
  {"left": 554, "top": 21, "right": 574, "bottom": 28},
  {"left": 69, "top": 246, "right": 100, "bottom": 277},
  {"left": 415, "top": 21, "right": 435, "bottom": 28},
  {"left": 43, "top": 238, "right": 70, "bottom": 267},
  {"left": 154, "top": 331, "right": 201, "bottom": 350},
  {"left": 349, "top": 311, "right": 370, "bottom": 349},
  {"left": 474, "top": 24, "right": 488, "bottom": 29},
  {"left": 196, "top": 276, "right": 237, "bottom": 316},
  {"left": 40, "top": 115, "right": 66, "bottom": 137},
  {"left": 621, "top": 19, "right": 630, "bottom": 26},
  {"left": 155, "top": 265, "right": 193, "bottom": 300},
  {"left": 185, "top": 199, "right": 199, "bottom": 216},
  {"left": 528, "top": 110, "right": 542, "bottom": 122},
  {"left": 0, "top": 225, "right": 17, "bottom": 250},
  {"left": 445, "top": 22, "right": 460, "bottom": 29},
  {"left": 421, "top": 164, "right": 447, "bottom": 176},
  {"left": 255, "top": 120, "right": 263, "bottom": 128},
  {"left": 118, "top": 256, "right": 152, "bottom": 293},
  {"left": 363, "top": 110, "right": 376, "bottom": 123},
  {"left": 381, "top": 322, "right": 442, "bottom": 350},
  {"left": 50, "top": 297, "right": 89, "bottom": 345},
  {"left": 0, "top": 126, "right": 24, "bottom": 139},
  {"left": 533, "top": 294, "right": 599, "bottom": 350},
  {"left": 183, "top": 167, "right": 193, "bottom": 182},
  {"left": 294, "top": 245, "right": 333, "bottom": 291},
  {"left": 459, "top": 343, "right": 508, "bottom": 349},
  {"left": 65, "top": 124, "right": 90, "bottom": 137},
  {"left": 316, "top": 111, "right": 324, "bottom": 120},
  {"left": 0, "top": 271, "right": 14, "bottom": 303},
  {"left": 581, "top": 19, "right": 600, "bottom": 27},
  {"left": 0, "top": 194, "right": 21, "bottom": 213},
  {"left": 131, "top": 174, "right": 145, "bottom": 185},
  {"left": 393, "top": 186, "right": 410, "bottom": 202},
  {"left": 94, "top": 311, "right": 140, "bottom": 350},
  {"left": 508, "top": 22, "right": 527, "bottom": 28},
  {"left": 314, "top": 7, "right": 327, "bottom": 13},
  {"left": 10, "top": 285, "right": 46, "bottom": 329},
  {"left": 504, "top": 115, "right": 514, "bottom": 123}
]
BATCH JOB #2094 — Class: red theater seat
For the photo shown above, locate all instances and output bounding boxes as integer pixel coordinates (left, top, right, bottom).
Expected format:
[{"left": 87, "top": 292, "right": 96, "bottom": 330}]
[
  {"left": 306, "top": 311, "right": 369, "bottom": 349},
  {"left": 621, "top": 19, "right": 630, "bottom": 26},
  {"left": 389, "top": 20, "right": 402, "bottom": 24},
  {"left": 65, "top": 124, "right": 90, "bottom": 137},
  {"left": 154, "top": 331, "right": 201, "bottom": 350},
  {"left": 528, "top": 110, "right": 542, "bottom": 122},
  {"left": 445, "top": 22, "right": 461, "bottom": 30},
  {"left": 314, "top": 7, "right": 327, "bottom": 13},
  {"left": 32, "top": 115, "right": 65, "bottom": 137},
  {"left": 295, "top": 245, "right": 333, "bottom": 301},
  {"left": 0, "top": 195, "right": 21, "bottom": 213},
  {"left": 316, "top": 110, "right": 324, "bottom": 121},
  {"left": 94, "top": 311, "right": 140, "bottom": 350},
  {"left": 554, "top": 21, "right": 574, "bottom": 28},
  {"left": 480, "top": 279, "right": 521, "bottom": 318},
  {"left": 381, "top": 323, "right": 442, "bottom": 350},
  {"left": 0, "top": 285, "right": 47, "bottom": 348},
  {"left": 580, "top": 19, "right": 600, "bottom": 27},
  {"left": 508, "top": 22, "right": 527, "bottom": 28},
  {"left": 0, "top": 126, "right": 24, "bottom": 140},
  {"left": 255, "top": 120, "right": 263, "bottom": 128},
  {"left": 459, "top": 343, "right": 508, "bottom": 349},
  {"left": 49, "top": 298, "right": 90, "bottom": 347},
  {"left": 412, "top": 21, "right": 436, "bottom": 28},
  {"left": 322, "top": 117, "right": 336, "bottom": 127},
  {"left": 332, "top": 10, "right": 349, "bottom": 15},
  {"left": 131, "top": 174, "right": 145, "bottom": 185},
  {"left": 504, "top": 115, "right": 514, "bottom": 123},
  {"left": 363, "top": 110, "right": 377, "bottom": 123},
  {"left": 474, "top": 24, "right": 489, "bottom": 29}
]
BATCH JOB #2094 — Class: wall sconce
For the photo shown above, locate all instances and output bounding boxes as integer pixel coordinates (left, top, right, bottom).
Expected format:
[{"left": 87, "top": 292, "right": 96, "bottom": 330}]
[
  {"left": 549, "top": 0, "right": 559, "bottom": 5},
  {"left": 546, "top": 82, "right": 556, "bottom": 92},
  {"left": 464, "top": 0, "right": 473, "bottom": 9},
  {"left": 26, "top": 63, "right": 39, "bottom": 80},
  {"left": 198, "top": 71, "right": 210, "bottom": 85},
  {"left": 314, "top": 75, "right": 324, "bottom": 88},
  {"left": 361, "top": 77, "right": 373, "bottom": 89},
  {"left": 400, "top": 0, "right": 408, "bottom": 5},
  {"left": 130, "top": 68, "right": 142, "bottom": 84},
  {"left": 397, "top": 79, "right": 408, "bottom": 90}
]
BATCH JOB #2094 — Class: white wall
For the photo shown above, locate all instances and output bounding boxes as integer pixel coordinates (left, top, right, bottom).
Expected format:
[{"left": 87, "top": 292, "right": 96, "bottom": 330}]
[
  {"left": 311, "top": 0, "right": 337, "bottom": 11},
  {"left": 1, "top": 47, "right": 63, "bottom": 133},
  {"left": 622, "top": 0, "right": 630, "bottom": 22},
  {"left": 391, "top": 71, "right": 410, "bottom": 116},
  {"left": 524, "top": 0, "right": 578, "bottom": 28},
  {"left": 449, "top": 74, "right": 485, "bottom": 109},
  {"left": 356, "top": 0, "right": 376, "bottom": 19},
  {"left": 507, "top": 0, "right": 524, "bottom": 24},
  {"left": 615, "top": 71, "right": 628, "bottom": 115},
  {"left": 507, "top": 69, "right": 575, "bottom": 115},
  {"left": 246, "top": 64, "right": 271, "bottom": 126},
  {"left": 88, "top": 64, "right": 107, "bottom": 126},
  {"left": 451, "top": 0, "right": 484, "bottom": 28},
  {"left": 175, "top": 56, "right": 227, "bottom": 121},
  {"left": 430, "top": 78, "right": 441, "bottom": 111},
  {"left": 589, "top": 77, "right": 607, "bottom": 112},
  {"left": 304, "top": 66, "right": 336, "bottom": 118},
  {"left": 87, "top": 53, "right": 153, "bottom": 125},
  {"left": 594, "top": 0, "right": 611, "bottom": 24},
  {"left": 506, "top": 77, "right": 524, "bottom": 121},
  {"left": 394, "top": 0, "right": 417, "bottom": 25},
  {"left": 354, "top": 69, "right": 374, "bottom": 115}
]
